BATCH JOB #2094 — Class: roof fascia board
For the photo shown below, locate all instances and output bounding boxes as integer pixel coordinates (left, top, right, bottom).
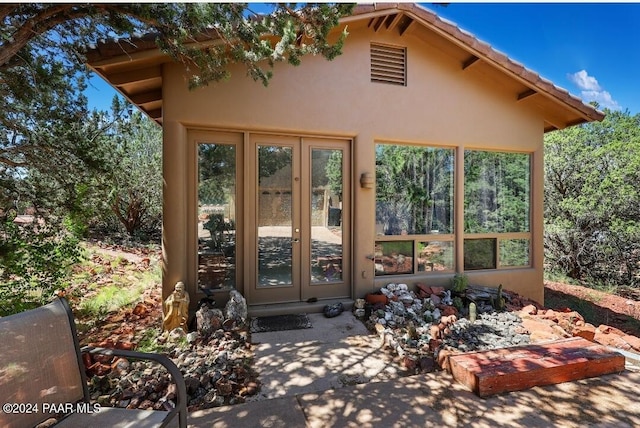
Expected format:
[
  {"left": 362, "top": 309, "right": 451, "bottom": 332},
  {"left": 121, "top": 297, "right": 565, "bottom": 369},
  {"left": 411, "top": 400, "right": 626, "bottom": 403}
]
[{"left": 88, "top": 36, "right": 229, "bottom": 69}]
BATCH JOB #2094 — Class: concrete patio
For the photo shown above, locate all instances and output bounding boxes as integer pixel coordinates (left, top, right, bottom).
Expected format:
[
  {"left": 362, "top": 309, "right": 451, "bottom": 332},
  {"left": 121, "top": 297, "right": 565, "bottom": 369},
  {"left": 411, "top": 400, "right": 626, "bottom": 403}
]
[{"left": 187, "top": 312, "right": 640, "bottom": 427}]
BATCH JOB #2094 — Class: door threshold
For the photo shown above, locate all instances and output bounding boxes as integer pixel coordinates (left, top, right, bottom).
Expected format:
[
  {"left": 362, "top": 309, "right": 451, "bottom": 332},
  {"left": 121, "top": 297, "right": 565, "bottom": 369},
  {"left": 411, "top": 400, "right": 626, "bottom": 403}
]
[{"left": 248, "top": 298, "right": 354, "bottom": 317}]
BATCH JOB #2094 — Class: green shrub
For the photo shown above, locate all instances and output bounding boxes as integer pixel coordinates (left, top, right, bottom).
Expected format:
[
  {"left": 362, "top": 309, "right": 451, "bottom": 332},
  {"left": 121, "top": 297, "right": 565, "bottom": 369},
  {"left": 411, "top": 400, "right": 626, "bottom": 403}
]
[{"left": 0, "top": 219, "right": 83, "bottom": 316}]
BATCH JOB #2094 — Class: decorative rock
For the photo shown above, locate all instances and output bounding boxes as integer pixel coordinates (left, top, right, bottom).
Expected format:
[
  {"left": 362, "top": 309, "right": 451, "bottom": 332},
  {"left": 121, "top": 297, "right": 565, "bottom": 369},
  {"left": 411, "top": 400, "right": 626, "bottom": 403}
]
[
  {"left": 443, "top": 314, "right": 457, "bottom": 325},
  {"left": 594, "top": 331, "right": 633, "bottom": 350},
  {"left": 520, "top": 304, "right": 538, "bottom": 316},
  {"left": 430, "top": 287, "right": 445, "bottom": 296},
  {"left": 429, "top": 338, "right": 442, "bottom": 352},
  {"left": 572, "top": 323, "right": 596, "bottom": 341},
  {"left": 416, "top": 283, "right": 431, "bottom": 298},
  {"left": 539, "top": 309, "right": 559, "bottom": 323},
  {"left": 354, "top": 308, "right": 366, "bottom": 318},
  {"left": 429, "top": 324, "right": 441, "bottom": 339},
  {"left": 86, "top": 320, "right": 258, "bottom": 413},
  {"left": 224, "top": 290, "right": 248, "bottom": 326},
  {"left": 196, "top": 306, "right": 224, "bottom": 336},
  {"left": 418, "top": 357, "right": 436, "bottom": 373},
  {"left": 597, "top": 324, "right": 626, "bottom": 336},
  {"left": 621, "top": 335, "right": 640, "bottom": 353},
  {"left": 423, "top": 310, "right": 434, "bottom": 323},
  {"left": 222, "top": 319, "right": 236, "bottom": 331},
  {"left": 215, "top": 379, "right": 233, "bottom": 395},
  {"left": 403, "top": 356, "right": 418, "bottom": 371},
  {"left": 436, "top": 348, "right": 457, "bottom": 372},
  {"left": 323, "top": 302, "right": 344, "bottom": 318},
  {"left": 521, "top": 318, "right": 564, "bottom": 342},
  {"left": 365, "top": 293, "right": 389, "bottom": 305},
  {"left": 186, "top": 332, "right": 199, "bottom": 343},
  {"left": 243, "top": 381, "right": 259, "bottom": 396},
  {"left": 442, "top": 290, "right": 453, "bottom": 306},
  {"left": 111, "top": 357, "right": 130, "bottom": 376},
  {"left": 184, "top": 375, "right": 199, "bottom": 394},
  {"left": 441, "top": 306, "right": 458, "bottom": 317}
]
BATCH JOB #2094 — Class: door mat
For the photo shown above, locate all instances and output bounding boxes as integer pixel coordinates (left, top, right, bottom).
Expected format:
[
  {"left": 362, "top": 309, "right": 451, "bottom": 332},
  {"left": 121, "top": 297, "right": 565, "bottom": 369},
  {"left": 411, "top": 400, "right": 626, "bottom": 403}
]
[{"left": 250, "top": 314, "right": 312, "bottom": 333}]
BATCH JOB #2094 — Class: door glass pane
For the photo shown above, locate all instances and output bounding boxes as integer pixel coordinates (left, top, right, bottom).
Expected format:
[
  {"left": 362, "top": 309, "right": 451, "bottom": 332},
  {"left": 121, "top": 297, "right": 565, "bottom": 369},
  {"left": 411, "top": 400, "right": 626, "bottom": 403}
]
[
  {"left": 198, "top": 143, "right": 236, "bottom": 290},
  {"left": 258, "top": 146, "right": 293, "bottom": 286},
  {"left": 311, "top": 149, "right": 343, "bottom": 283}
]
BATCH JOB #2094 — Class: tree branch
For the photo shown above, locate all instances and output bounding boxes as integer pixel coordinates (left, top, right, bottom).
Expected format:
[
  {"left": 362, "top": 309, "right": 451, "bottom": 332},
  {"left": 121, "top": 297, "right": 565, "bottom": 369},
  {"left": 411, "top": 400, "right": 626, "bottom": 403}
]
[{"left": 1, "top": 4, "right": 78, "bottom": 67}]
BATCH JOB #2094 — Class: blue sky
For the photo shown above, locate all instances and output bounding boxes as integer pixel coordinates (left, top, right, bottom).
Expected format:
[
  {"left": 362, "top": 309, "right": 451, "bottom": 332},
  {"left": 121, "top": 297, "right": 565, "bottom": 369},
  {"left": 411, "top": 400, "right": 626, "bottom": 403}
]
[
  {"left": 86, "top": 2, "right": 640, "bottom": 114},
  {"left": 429, "top": 2, "right": 640, "bottom": 114}
]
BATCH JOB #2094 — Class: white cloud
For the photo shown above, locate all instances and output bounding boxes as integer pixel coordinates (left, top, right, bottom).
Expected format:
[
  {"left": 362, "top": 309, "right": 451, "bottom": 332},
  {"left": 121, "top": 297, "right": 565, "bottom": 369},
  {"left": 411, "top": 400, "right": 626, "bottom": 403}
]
[
  {"left": 568, "top": 70, "right": 621, "bottom": 111},
  {"left": 569, "top": 70, "right": 601, "bottom": 91}
]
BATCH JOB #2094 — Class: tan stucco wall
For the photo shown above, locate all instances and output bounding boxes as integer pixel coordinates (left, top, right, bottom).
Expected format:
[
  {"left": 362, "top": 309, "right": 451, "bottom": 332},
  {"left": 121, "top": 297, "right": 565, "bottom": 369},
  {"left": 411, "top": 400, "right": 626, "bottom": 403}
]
[{"left": 162, "top": 25, "right": 545, "bottom": 306}]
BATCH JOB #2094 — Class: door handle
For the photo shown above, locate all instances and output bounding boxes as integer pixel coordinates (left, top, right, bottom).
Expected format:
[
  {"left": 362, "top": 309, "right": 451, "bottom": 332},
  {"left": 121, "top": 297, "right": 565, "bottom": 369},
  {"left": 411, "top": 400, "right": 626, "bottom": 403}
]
[{"left": 292, "top": 238, "right": 300, "bottom": 243}]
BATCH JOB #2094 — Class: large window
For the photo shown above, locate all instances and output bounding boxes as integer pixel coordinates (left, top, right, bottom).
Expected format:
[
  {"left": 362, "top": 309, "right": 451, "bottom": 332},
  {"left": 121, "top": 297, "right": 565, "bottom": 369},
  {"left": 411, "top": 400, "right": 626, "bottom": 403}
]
[
  {"left": 197, "top": 143, "right": 237, "bottom": 290},
  {"left": 375, "top": 144, "right": 455, "bottom": 275},
  {"left": 464, "top": 150, "right": 531, "bottom": 269},
  {"left": 374, "top": 145, "right": 531, "bottom": 276}
]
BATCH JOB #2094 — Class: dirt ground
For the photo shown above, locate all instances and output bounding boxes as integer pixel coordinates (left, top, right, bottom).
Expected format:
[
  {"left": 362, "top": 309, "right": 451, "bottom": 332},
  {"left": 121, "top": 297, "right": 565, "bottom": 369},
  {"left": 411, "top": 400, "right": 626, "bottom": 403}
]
[
  {"left": 544, "top": 280, "right": 640, "bottom": 338},
  {"left": 73, "top": 243, "right": 640, "bottom": 351}
]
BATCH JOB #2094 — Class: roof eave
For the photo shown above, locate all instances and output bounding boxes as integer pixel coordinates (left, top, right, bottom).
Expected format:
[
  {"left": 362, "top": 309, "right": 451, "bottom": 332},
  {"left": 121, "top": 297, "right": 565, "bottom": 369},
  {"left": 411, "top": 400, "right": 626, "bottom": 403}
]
[{"left": 86, "top": 3, "right": 606, "bottom": 129}]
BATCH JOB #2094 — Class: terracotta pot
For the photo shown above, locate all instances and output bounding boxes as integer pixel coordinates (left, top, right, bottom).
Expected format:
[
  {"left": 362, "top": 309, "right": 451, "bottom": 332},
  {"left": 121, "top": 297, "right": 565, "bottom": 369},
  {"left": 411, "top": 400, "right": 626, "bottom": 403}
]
[{"left": 365, "top": 293, "right": 389, "bottom": 305}]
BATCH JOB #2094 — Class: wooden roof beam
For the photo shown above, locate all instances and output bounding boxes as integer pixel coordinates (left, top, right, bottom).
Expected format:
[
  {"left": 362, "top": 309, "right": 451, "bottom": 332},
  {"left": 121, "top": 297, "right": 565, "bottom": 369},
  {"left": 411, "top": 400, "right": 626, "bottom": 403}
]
[
  {"left": 147, "top": 108, "right": 162, "bottom": 120},
  {"left": 109, "top": 66, "right": 162, "bottom": 87},
  {"left": 129, "top": 89, "right": 162, "bottom": 105},
  {"left": 517, "top": 89, "right": 538, "bottom": 101},
  {"left": 385, "top": 13, "right": 403, "bottom": 32},
  {"left": 543, "top": 116, "right": 566, "bottom": 131},
  {"left": 462, "top": 55, "right": 480, "bottom": 71},
  {"left": 544, "top": 123, "right": 559, "bottom": 133},
  {"left": 398, "top": 16, "right": 414, "bottom": 36},
  {"left": 372, "top": 16, "right": 385, "bottom": 32}
]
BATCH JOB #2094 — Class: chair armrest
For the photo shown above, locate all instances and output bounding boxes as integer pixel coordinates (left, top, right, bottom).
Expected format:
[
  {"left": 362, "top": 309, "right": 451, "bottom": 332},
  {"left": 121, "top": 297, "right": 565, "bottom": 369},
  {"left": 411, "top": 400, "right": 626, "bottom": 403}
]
[{"left": 82, "top": 346, "right": 187, "bottom": 428}]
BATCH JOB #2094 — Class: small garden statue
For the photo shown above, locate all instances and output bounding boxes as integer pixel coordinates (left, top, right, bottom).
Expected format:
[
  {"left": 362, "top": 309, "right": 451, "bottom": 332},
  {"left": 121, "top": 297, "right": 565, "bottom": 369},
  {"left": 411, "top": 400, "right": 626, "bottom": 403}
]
[{"left": 163, "top": 281, "right": 190, "bottom": 333}]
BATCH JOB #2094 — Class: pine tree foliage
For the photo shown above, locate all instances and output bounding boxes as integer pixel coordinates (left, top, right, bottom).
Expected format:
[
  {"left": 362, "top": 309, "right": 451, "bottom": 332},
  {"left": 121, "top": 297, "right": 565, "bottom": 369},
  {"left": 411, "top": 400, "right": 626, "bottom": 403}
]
[
  {"left": 0, "top": 3, "right": 353, "bottom": 211},
  {"left": 0, "top": 3, "right": 353, "bottom": 313},
  {"left": 545, "top": 109, "right": 640, "bottom": 287},
  {"left": 1, "top": 3, "right": 353, "bottom": 87}
]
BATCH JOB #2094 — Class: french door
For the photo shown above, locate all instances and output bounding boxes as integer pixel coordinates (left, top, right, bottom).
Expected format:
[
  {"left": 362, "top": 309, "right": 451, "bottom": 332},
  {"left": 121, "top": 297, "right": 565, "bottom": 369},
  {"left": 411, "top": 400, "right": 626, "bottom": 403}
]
[{"left": 247, "top": 134, "right": 351, "bottom": 305}]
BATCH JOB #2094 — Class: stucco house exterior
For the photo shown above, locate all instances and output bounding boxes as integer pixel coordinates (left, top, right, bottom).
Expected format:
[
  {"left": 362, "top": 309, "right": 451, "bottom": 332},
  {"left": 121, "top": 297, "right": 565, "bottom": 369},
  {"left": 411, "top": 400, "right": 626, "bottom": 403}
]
[{"left": 87, "top": 3, "right": 604, "bottom": 315}]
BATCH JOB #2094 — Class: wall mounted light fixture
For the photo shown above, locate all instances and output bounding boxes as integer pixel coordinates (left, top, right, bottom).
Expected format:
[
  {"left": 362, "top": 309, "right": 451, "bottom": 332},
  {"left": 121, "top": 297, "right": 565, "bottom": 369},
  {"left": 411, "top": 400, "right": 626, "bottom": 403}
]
[{"left": 360, "top": 172, "right": 374, "bottom": 189}]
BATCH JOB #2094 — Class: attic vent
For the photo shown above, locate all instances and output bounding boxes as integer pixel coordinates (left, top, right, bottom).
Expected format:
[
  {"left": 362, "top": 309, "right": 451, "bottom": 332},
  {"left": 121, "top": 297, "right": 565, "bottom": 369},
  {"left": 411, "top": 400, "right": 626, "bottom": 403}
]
[{"left": 370, "top": 43, "right": 406, "bottom": 86}]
